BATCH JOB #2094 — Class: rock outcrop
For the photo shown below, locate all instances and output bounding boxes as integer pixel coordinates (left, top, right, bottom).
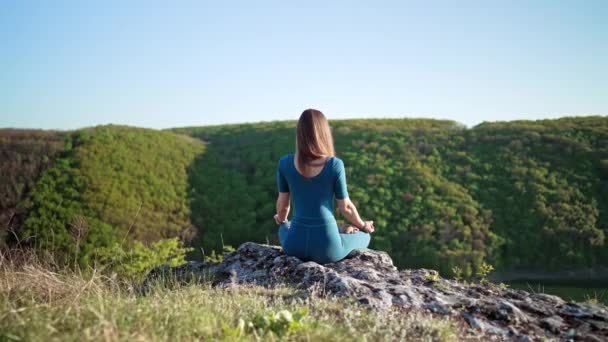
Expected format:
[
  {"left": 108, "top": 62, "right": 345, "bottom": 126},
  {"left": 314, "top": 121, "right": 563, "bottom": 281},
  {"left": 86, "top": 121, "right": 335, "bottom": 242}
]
[{"left": 144, "top": 242, "right": 608, "bottom": 341}]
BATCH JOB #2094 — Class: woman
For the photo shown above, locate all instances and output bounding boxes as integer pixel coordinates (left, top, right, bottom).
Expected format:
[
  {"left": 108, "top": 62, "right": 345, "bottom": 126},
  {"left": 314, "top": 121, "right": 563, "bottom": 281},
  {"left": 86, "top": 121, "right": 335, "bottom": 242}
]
[{"left": 273, "top": 109, "right": 375, "bottom": 264}]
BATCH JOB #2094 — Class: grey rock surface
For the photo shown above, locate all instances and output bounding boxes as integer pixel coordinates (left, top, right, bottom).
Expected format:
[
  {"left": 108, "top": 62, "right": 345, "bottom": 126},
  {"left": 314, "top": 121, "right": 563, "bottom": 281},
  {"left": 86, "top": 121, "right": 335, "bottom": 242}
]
[{"left": 144, "top": 242, "right": 608, "bottom": 341}]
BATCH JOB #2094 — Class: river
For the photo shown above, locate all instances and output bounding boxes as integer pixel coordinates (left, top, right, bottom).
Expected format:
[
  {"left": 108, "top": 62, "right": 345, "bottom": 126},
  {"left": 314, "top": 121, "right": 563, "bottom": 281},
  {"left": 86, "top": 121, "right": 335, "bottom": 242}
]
[{"left": 505, "top": 280, "right": 608, "bottom": 305}]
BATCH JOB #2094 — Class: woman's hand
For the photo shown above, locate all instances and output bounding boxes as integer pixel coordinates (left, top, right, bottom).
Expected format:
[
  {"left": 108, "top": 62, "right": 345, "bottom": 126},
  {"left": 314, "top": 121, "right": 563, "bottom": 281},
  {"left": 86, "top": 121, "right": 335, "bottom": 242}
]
[
  {"left": 361, "top": 220, "right": 375, "bottom": 233},
  {"left": 274, "top": 214, "right": 290, "bottom": 228}
]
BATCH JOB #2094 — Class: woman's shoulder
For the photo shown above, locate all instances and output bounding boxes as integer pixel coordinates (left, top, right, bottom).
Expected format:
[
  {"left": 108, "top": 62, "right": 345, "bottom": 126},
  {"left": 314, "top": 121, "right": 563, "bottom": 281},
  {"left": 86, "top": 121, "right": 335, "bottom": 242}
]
[
  {"left": 279, "top": 153, "right": 293, "bottom": 161},
  {"left": 278, "top": 153, "right": 294, "bottom": 166},
  {"left": 330, "top": 155, "right": 345, "bottom": 170}
]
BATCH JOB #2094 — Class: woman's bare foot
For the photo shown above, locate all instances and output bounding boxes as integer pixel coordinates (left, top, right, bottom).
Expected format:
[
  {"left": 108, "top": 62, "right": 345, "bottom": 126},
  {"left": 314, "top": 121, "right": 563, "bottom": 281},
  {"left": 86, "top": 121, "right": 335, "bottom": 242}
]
[{"left": 339, "top": 224, "right": 359, "bottom": 234}]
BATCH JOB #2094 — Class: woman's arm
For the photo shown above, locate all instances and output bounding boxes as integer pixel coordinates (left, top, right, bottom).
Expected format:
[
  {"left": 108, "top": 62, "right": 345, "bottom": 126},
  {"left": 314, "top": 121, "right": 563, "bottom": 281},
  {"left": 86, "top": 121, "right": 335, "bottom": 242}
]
[
  {"left": 337, "top": 197, "right": 365, "bottom": 229},
  {"left": 275, "top": 192, "right": 290, "bottom": 223},
  {"left": 334, "top": 159, "right": 374, "bottom": 232}
]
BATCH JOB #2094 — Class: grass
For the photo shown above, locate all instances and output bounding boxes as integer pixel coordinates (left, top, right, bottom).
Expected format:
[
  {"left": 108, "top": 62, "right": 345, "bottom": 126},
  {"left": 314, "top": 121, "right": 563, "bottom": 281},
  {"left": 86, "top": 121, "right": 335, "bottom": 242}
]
[{"left": 0, "top": 250, "right": 464, "bottom": 341}]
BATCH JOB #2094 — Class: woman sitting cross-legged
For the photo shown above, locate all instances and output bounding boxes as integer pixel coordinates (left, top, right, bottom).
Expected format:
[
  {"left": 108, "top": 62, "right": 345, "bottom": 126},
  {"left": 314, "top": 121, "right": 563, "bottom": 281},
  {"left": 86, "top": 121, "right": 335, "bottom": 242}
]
[{"left": 274, "top": 108, "right": 375, "bottom": 264}]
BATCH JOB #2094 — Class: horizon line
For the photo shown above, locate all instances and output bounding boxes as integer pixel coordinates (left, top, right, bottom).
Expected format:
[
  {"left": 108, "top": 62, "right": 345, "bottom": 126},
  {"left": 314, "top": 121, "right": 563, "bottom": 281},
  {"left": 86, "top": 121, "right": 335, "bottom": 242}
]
[{"left": 2, "top": 113, "right": 607, "bottom": 132}]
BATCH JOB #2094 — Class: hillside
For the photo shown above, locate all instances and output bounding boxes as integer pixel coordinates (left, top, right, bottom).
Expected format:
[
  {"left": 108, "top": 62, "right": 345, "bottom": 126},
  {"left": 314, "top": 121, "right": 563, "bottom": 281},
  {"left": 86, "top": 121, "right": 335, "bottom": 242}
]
[
  {"left": 173, "top": 116, "right": 608, "bottom": 277},
  {"left": 0, "top": 129, "right": 67, "bottom": 248},
  {"left": 1, "top": 116, "right": 607, "bottom": 277},
  {"left": 1, "top": 125, "right": 203, "bottom": 265}
]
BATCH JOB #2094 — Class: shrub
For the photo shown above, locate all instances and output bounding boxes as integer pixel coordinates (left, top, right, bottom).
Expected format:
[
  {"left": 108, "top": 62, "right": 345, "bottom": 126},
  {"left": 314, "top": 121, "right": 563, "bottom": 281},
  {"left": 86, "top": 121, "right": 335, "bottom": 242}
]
[{"left": 94, "top": 237, "right": 192, "bottom": 281}]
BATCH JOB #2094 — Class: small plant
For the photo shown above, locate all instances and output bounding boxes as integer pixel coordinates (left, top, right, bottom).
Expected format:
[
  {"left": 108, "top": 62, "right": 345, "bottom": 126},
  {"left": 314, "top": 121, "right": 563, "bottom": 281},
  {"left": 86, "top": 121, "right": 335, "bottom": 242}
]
[
  {"left": 203, "top": 245, "right": 235, "bottom": 263},
  {"left": 583, "top": 293, "right": 600, "bottom": 305},
  {"left": 475, "top": 261, "right": 494, "bottom": 285},
  {"left": 451, "top": 266, "right": 463, "bottom": 282},
  {"left": 424, "top": 271, "right": 440, "bottom": 282},
  {"left": 223, "top": 308, "right": 309, "bottom": 338}
]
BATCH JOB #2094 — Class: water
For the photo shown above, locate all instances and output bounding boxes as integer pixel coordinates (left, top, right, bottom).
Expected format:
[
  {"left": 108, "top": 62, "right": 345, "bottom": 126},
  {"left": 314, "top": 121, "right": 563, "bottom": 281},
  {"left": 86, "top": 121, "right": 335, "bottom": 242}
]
[{"left": 506, "top": 280, "right": 608, "bottom": 305}]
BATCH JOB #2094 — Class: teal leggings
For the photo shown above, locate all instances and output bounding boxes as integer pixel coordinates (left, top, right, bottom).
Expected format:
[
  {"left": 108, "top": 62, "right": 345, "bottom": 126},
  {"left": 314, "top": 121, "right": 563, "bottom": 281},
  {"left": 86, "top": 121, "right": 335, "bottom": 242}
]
[{"left": 278, "top": 217, "right": 371, "bottom": 264}]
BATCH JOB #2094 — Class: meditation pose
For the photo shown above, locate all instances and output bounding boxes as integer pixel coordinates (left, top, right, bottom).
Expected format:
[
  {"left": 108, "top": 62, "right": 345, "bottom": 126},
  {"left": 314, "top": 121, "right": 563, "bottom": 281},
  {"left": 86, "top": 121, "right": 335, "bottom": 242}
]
[{"left": 274, "top": 109, "right": 375, "bottom": 263}]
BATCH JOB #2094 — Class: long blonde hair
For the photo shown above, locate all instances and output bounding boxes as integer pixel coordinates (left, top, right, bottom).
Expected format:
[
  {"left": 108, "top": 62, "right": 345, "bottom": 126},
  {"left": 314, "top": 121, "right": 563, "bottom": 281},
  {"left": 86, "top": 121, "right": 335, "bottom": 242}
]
[{"left": 295, "top": 109, "right": 336, "bottom": 174}]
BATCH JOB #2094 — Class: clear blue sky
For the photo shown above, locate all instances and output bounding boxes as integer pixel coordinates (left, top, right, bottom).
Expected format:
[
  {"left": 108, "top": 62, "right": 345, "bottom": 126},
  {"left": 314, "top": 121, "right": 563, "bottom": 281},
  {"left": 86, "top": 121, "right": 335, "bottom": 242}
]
[{"left": 1, "top": 0, "right": 607, "bottom": 130}]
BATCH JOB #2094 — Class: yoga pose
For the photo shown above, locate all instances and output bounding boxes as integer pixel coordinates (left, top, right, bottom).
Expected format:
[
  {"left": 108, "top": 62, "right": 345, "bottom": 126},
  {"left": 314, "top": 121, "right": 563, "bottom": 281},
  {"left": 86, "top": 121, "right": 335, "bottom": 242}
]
[{"left": 274, "top": 109, "right": 375, "bottom": 264}]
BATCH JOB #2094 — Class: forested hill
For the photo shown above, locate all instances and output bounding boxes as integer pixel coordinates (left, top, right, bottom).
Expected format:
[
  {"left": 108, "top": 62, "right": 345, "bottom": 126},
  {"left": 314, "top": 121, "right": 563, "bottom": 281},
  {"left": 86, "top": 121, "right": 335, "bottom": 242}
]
[
  {"left": 0, "top": 125, "right": 204, "bottom": 265},
  {"left": 2, "top": 116, "right": 607, "bottom": 276}
]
